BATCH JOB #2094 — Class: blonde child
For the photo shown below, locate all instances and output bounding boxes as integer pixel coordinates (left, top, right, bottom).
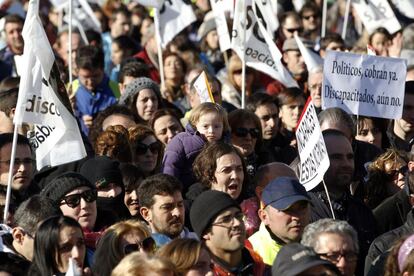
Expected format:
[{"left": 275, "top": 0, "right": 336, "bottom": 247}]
[{"left": 161, "top": 102, "right": 230, "bottom": 191}]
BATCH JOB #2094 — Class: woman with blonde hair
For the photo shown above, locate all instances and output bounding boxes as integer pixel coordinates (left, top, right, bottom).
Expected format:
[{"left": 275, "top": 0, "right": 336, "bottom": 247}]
[
  {"left": 157, "top": 238, "right": 213, "bottom": 276},
  {"left": 365, "top": 149, "right": 409, "bottom": 209},
  {"left": 93, "top": 219, "right": 156, "bottom": 276},
  {"left": 111, "top": 253, "right": 176, "bottom": 276}
]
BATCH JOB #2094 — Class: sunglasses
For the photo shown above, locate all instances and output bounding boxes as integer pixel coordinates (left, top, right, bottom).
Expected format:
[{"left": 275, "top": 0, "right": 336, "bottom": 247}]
[
  {"left": 387, "top": 165, "right": 408, "bottom": 179},
  {"left": 285, "top": 27, "right": 302, "bottom": 33},
  {"left": 234, "top": 127, "right": 260, "bottom": 139},
  {"left": 123, "top": 236, "right": 156, "bottom": 255},
  {"left": 60, "top": 189, "right": 97, "bottom": 208},
  {"left": 135, "top": 141, "right": 162, "bottom": 155}
]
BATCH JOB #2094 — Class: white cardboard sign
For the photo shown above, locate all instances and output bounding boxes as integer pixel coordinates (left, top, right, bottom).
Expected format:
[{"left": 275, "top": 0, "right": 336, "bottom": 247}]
[
  {"left": 193, "top": 71, "right": 214, "bottom": 103},
  {"left": 322, "top": 51, "right": 407, "bottom": 120},
  {"left": 296, "top": 98, "right": 330, "bottom": 191},
  {"left": 210, "top": 0, "right": 232, "bottom": 52},
  {"left": 352, "top": 0, "right": 401, "bottom": 34}
]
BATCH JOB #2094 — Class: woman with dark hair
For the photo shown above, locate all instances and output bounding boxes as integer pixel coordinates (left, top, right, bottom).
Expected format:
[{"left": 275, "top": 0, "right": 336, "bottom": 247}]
[
  {"left": 128, "top": 124, "right": 164, "bottom": 176},
  {"left": 384, "top": 234, "right": 414, "bottom": 276},
  {"left": 119, "top": 77, "right": 164, "bottom": 123},
  {"left": 110, "top": 35, "right": 139, "bottom": 81},
  {"left": 149, "top": 108, "right": 184, "bottom": 145},
  {"left": 161, "top": 51, "right": 187, "bottom": 104},
  {"left": 28, "top": 215, "right": 89, "bottom": 276},
  {"left": 120, "top": 163, "right": 145, "bottom": 218}
]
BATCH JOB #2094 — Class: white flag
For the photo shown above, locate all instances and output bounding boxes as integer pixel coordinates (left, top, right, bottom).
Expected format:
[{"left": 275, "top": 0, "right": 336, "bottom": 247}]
[
  {"left": 253, "top": 0, "right": 279, "bottom": 37},
  {"left": 193, "top": 71, "right": 214, "bottom": 103},
  {"left": 63, "top": 0, "right": 101, "bottom": 33},
  {"left": 134, "top": 0, "right": 163, "bottom": 8},
  {"left": 231, "top": 0, "right": 298, "bottom": 87},
  {"left": 65, "top": 258, "right": 82, "bottom": 276},
  {"left": 294, "top": 34, "right": 323, "bottom": 72},
  {"left": 14, "top": 0, "right": 86, "bottom": 170},
  {"left": 210, "top": 0, "right": 231, "bottom": 52},
  {"left": 391, "top": 0, "right": 414, "bottom": 19},
  {"left": 352, "top": 0, "right": 401, "bottom": 35},
  {"left": 156, "top": 0, "right": 196, "bottom": 48}
]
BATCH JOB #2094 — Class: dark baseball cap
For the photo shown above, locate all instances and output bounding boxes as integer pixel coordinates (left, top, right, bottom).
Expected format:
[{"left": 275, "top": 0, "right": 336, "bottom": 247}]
[
  {"left": 262, "top": 177, "right": 310, "bottom": 210},
  {"left": 272, "top": 243, "right": 340, "bottom": 276}
]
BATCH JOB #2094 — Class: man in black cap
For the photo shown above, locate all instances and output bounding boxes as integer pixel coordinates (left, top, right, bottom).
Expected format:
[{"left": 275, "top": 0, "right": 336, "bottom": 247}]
[
  {"left": 272, "top": 243, "right": 340, "bottom": 276},
  {"left": 190, "top": 190, "right": 267, "bottom": 275},
  {"left": 248, "top": 176, "right": 311, "bottom": 266}
]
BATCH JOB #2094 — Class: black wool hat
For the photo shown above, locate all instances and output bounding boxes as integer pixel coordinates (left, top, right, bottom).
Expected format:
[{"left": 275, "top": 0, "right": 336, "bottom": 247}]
[
  {"left": 190, "top": 190, "right": 240, "bottom": 238},
  {"left": 80, "top": 156, "right": 123, "bottom": 189},
  {"left": 40, "top": 172, "right": 95, "bottom": 204}
]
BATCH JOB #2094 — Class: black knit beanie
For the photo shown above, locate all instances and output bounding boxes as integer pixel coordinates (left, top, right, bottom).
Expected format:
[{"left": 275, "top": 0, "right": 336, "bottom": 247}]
[
  {"left": 190, "top": 190, "right": 240, "bottom": 238},
  {"left": 80, "top": 156, "right": 123, "bottom": 189},
  {"left": 41, "top": 172, "right": 95, "bottom": 204}
]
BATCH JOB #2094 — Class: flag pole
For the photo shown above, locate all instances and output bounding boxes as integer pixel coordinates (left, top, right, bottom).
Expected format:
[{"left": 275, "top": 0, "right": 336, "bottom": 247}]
[
  {"left": 321, "top": 0, "right": 327, "bottom": 38},
  {"left": 68, "top": 0, "right": 73, "bottom": 88},
  {"left": 322, "top": 179, "right": 336, "bottom": 219},
  {"left": 341, "top": 0, "right": 351, "bottom": 40},
  {"left": 154, "top": 9, "right": 165, "bottom": 90},
  {"left": 3, "top": 124, "right": 19, "bottom": 223},
  {"left": 241, "top": 0, "right": 247, "bottom": 109}
]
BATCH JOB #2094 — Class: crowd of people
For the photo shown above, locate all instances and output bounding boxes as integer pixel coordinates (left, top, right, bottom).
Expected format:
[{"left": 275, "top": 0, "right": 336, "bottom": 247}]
[{"left": 1, "top": 0, "right": 414, "bottom": 275}]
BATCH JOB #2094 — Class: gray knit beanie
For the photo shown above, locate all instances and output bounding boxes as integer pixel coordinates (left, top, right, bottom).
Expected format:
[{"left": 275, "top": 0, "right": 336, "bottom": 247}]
[{"left": 119, "top": 77, "right": 161, "bottom": 106}]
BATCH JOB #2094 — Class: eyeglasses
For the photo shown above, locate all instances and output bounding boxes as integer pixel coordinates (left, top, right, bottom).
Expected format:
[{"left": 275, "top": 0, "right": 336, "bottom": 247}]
[
  {"left": 387, "top": 165, "right": 408, "bottom": 179},
  {"left": 0, "top": 158, "right": 34, "bottom": 166},
  {"left": 123, "top": 236, "right": 156, "bottom": 255},
  {"left": 212, "top": 212, "right": 245, "bottom": 227},
  {"left": 285, "top": 27, "right": 302, "bottom": 33},
  {"left": 135, "top": 141, "right": 162, "bottom": 155},
  {"left": 60, "top": 189, "right": 97, "bottom": 208},
  {"left": 303, "top": 14, "right": 317, "bottom": 20},
  {"left": 233, "top": 127, "right": 260, "bottom": 139},
  {"left": 318, "top": 251, "right": 358, "bottom": 263}
]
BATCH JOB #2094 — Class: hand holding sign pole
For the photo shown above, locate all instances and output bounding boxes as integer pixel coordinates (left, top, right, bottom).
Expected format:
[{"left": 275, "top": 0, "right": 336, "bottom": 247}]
[{"left": 296, "top": 98, "right": 335, "bottom": 219}]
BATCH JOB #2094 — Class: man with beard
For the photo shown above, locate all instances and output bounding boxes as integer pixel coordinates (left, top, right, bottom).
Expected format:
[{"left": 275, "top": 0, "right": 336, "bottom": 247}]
[
  {"left": 139, "top": 174, "right": 197, "bottom": 243},
  {"left": 0, "top": 133, "right": 36, "bottom": 205},
  {"left": 248, "top": 177, "right": 311, "bottom": 266},
  {"left": 190, "top": 190, "right": 267, "bottom": 275},
  {"left": 308, "top": 129, "right": 377, "bottom": 275},
  {"left": 0, "top": 14, "right": 24, "bottom": 77}
]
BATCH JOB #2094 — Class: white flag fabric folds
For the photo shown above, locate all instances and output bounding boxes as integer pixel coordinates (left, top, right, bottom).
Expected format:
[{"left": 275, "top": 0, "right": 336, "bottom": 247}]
[
  {"left": 231, "top": 0, "right": 298, "bottom": 88},
  {"left": 134, "top": 0, "right": 163, "bottom": 8},
  {"left": 156, "top": 0, "right": 196, "bottom": 48},
  {"left": 294, "top": 34, "right": 323, "bottom": 72},
  {"left": 14, "top": 0, "right": 86, "bottom": 170},
  {"left": 210, "top": 0, "right": 232, "bottom": 52}
]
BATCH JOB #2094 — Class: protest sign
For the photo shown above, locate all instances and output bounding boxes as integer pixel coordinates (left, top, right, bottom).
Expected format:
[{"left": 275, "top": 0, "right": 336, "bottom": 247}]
[
  {"left": 322, "top": 50, "right": 407, "bottom": 120},
  {"left": 156, "top": 0, "right": 196, "bottom": 47},
  {"left": 391, "top": 0, "right": 414, "bottom": 19},
  {"left": 210, "top": 0, "right": 231, "bottom": 52},
  {"left": 14, "top": 0, "right": 86, "bottom": 170},
  {"left": 193, "top": 71, "right": 214, "bottom": 103},
  {"left": 296, "top": 98, "right": 330, "bottom": 191},
  {"left": 352, "top": 0, "right": 401, "bottom": 35},
  {"left": 231, "top": 0, "right": 298, "bottom": 88}
]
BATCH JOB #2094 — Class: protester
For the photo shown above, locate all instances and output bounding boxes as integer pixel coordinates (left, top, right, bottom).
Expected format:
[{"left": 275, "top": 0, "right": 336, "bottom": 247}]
[
  {"left": 53, "top": 28, "right": 83, "bottom": 71},
  {"left": 138, "top": 174, "right": 197, "bottom": 242},
  {"left": 110, "top": 35, "right": 139, "bottom": 81},
  {"left": 120, "top": 163, "right": 144, "bottom": 219},
  {"left": 156, "top": 238, "right": 213, "bottom": 276},
  {"left": 93, "top": 220, "right": 155, "bottom": 276},
  {"left": 282, "top": 38, "right": 308, "bottom": 88},
  {"left": 162, "top": 102, "right": 230, "bottom": 190},
  {"left": 94, "top": 125, "right": 132, "bottom": 163},
  {"left": 28, "top": 215, "right": 90, "bottom": 276},
  {"left": 354, "top": 116, "right": 387, "bottom": 149},
  {"left": 0, "top": 14, "right": 24, "bottom": 77},
  {"left": 0, "top": 78, "right": 19, "bottom": 134},
  {"left": 307, "top": 66, "right": 323, "bottom": 113},
  {"left": 301, "top": 219, "right": 359, "bottom": 276},
  {"left": 249, "top": 176, "right": 311, "bottom": 265},
  {"left": 111, "top": 253, "right": 176, "bottom": 276},
  {"left": 161, "top": 51, "right": 186, "bottom": 104},
  {"left": 149, "top": 109, "right": 184, "bottom": 145},
  {"left": 190, "top": 190, "right": 266, "bottom": 275},
  {"left": 299, "top": 2, "right": 321, "bottom": 43},
  {"left": 119, "top": 77, "right": 163, "bottom": 123},
  {"left": 128, "top": 124, "right": 164, "bottom": 176},
  {"left": 118, "top": 59, "right": 151, "bottom": 94}
]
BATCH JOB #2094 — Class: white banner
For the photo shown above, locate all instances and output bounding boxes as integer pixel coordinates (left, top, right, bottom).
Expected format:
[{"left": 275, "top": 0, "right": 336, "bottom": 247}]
[
  {"left": 156, "top": 0, "right": 196, "bottom": 48},
  {"left": 63, "top": 0, "right": 101, "bottom": 33},
  {"left": 391, "top": 0, "right": 414, "bottom": 19},
  {"left": 210, "top": 0, "right": 231, "bottom": 52},
  {"left": 296, "top": 98, "right": 330, "bottom": 191},
  {"left": 352, "top": 0, "right": 401, "bottom": 35},
  {"left": 231, "top": 0, "right": 298, "bottom": 88},
  {"left": 14, "top": 0, "right": 86, "bottom": 170},
  {"left": 134, "top": 0, "right": 163, "bottom": 8},
  {"left": 193, "top": 71, "right": 214, "bottom": 103},
  {"left": 294, "top": 34, "right": 323, "bottom": 72},
  {"left": 253, "top": 0, "right": 279, "bottom": 37},
  {"left": 322, "top": 50, "right": 407, "bottom": 120}
]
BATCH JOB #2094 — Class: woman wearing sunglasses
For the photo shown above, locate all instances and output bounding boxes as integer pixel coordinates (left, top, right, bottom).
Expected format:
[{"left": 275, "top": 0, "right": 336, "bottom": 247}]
[
  {"left": 93, "top": 220, "right": 156, "bottom": 276},
  {"left": 128, "top": 124, "right": 164, "bottom": 176},
  {"left": 28, "top": 215, "right": 90, "bottom": 276},
  {"left": 228, "top": 109, "right": 270, "bottom": 179},
  {"left": 41, "top": 172, "right": 103, "bottom": 265}
]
